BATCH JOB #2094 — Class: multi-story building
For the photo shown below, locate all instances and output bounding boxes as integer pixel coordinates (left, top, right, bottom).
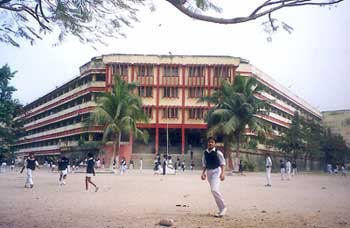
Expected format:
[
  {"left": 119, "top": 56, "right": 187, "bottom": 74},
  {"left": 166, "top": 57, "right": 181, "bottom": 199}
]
[
  {"left": 322, "top": 110, "right": 350, "bottom": 147},
  {"left": 13, "top": 54, "right": 322, "bottom": 167}
]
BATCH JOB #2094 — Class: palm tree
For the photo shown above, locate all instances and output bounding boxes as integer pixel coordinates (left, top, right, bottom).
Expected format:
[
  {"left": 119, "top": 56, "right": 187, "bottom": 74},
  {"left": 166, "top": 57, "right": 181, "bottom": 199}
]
[
  {"left": 203, "top": 75, "right": 270, "bottom": 170},
  {"left": 85, "top": 76, "right": 148, "bottom": 168}
]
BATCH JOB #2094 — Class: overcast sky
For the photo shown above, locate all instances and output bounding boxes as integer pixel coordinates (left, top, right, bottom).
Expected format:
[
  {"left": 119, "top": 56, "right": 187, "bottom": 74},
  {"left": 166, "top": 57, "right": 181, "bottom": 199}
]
[{"left": 0, "top": 0, "right": 349, "bottom": 112}]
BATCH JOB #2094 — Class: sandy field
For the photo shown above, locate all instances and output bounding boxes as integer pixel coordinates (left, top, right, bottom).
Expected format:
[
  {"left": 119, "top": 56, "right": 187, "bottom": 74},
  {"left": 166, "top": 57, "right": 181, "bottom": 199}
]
[{"left": 0, "top": 168, "right": 349, "bottom": 228}]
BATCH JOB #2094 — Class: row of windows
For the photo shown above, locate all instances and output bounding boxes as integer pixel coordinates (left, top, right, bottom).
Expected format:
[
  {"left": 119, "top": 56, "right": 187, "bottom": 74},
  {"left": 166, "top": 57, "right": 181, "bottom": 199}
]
[
  {"left": 23, "top": 75, "right": 104, "bottom": 113},
  {"left": 14, "top": 133, "right": 102, "bottom": 151},
  {"left": 110, "top": 64, "right": 232, "bottom": 78},
  {"left": 25, "top": 114, "right": 89, "bottom": 137},
  {"left": 137, "top": 87, "right": 204, "bottom": 98},
  {"left": 24, "top": 93, "right": 95, "bottom": 125}
]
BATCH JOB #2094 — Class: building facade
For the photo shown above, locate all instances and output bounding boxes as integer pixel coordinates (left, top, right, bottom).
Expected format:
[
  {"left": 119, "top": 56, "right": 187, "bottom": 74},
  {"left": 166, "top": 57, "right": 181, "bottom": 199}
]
[
  {"left": 14, "top": 54, "right": 322, "bottom": 166},
  {"left": 322, "top": 110, "right": 350, "bottom": 148}
]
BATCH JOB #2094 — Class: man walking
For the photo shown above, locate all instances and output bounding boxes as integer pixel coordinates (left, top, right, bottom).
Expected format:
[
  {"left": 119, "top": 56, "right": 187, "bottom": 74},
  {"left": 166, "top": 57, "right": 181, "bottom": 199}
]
[
  {"left": 20, "top": 153, "right": 40, "bottom": 188},
  {"left": 265, "top": 153, "right": 272, "bottom": 187},
  {"left": 201, "top": 137, "right": 227, "bottom": 217}
]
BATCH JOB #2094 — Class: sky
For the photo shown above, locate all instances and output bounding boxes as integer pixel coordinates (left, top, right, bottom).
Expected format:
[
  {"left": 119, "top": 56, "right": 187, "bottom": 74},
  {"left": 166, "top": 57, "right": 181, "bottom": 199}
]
[{"left": 0, "top": 0, "right": 349, "bottom": 112}]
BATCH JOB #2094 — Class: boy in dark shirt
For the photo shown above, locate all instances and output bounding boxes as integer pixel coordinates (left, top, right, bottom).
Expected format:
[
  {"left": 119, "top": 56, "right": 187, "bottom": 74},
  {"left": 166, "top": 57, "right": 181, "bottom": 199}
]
[
  {"left": 20, "top": 153, "right": 40, "bottom": 188},
  {"left": 85, "top": 153, "right": 99, "bottom": 192},
  {"left": 58, "top": 156, "right": 69, "bottom": 185}
]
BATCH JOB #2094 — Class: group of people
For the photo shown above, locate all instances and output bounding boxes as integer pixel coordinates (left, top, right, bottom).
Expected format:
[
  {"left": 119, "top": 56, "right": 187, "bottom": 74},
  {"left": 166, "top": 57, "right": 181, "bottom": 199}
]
[
  {"left": 265, "top": 155, "right": 298, "bottom": 187},
  {"left": 20, "top": 152, "right": 99, "bottom": 192}
]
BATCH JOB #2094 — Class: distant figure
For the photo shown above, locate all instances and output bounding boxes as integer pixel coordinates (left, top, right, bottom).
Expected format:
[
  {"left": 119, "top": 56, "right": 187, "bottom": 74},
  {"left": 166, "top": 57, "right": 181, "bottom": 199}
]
[
  {"left": 102, "top": 158, "right": 105, "bottom": 169},
  {"left": 181, "top": 160, "right": 186, "bottom": 172},
  {"left": 292, "top": 160, "right": 297, "bottom": 176},
  {"left": 189, "top": 144, "right": 193, "bottom": 161},
  {"left": 96, "top": 158, "right": 101, "bottom": 169},
  {"left": 341, "top": 165, "right": 346, "bottom": 177},
  {"left": 190, "top": 160, "right": 195, "bottom": 171},
  {"left": 20, "top": 153, "right": 40, "bottom": 188},
  {"left": 10, "top": 160, "right": 15, "bottom": 171},
  {"left": 201, "top": 136, "right": 227, "bottom": 217},
  {"left": 286, "top": 159, "right": 291, "bottom": 180},
  {"left": 153, "top": 156, "right": 160, "bottom": 175},
  {"left": 280, "top": 160, "right": 286, "bottom": 180},
  {"left": 58, "top": 156, "right": 69, "bottom": 186},
  {"left": 139, "top": 158, "right": 143, "bottom": 172},
  {"left": 327, "top": 163, "right": 333, "bottom": 174},
  {"left": 1, "top": 161, "right": 7, "bottom": 173},
  {"left": 162, "top": 155, "right": 167, "bottom": 175},
  {"left": 85, "top": 152, "right": 99, "bottom": 192},
  {"left": 120, "top": 158, "right": 127, "bottom": 175},
  {"left": 113, "top": 159, "right": 117, "bottom": 171},
  {"left": 265, "top": 153, "right": 272, "bottom": 187},
  {"left": 238, "top": 160, "right": 244, "bottom": 175},
  {"left": 129, "top": 159, "right": 134, "bottom": 170},
  {"left": 51, "top": 161, "right": 56, "bottom": 172}
]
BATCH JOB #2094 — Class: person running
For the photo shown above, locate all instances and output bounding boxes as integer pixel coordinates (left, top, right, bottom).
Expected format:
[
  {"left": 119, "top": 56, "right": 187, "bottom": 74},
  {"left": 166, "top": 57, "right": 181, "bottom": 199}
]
[
  {"left": 265, "top": 153, "right": 272, "bottom": 187},
  {"left": 201, "top": 136, "right": 227, "bottom": 217},
  {"left": 58, "top": 156, "right": 69, "bottom": 185},
  {"left": 85, "top": 153, "right": 99, "bottom": 192},
  {"left": 20, "top": 153, "right": 40, "bottom": 188}
]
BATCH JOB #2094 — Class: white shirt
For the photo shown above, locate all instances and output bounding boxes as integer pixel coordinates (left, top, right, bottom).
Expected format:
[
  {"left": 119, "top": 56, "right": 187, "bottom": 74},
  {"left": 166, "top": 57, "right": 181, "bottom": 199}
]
[
  {"left": 266, "top": 156, "right": 272, "bottom": 167},
  {"left": 286, "top": 161, "right": 291, "bottom": 170},
  {"left": 202, "top": 147, "right": 225, "bottom": 168}
]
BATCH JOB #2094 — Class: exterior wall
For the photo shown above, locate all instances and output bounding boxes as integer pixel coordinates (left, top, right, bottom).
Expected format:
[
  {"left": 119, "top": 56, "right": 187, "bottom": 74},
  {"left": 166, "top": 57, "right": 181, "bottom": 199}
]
[{"left": 322, "top": 110, "right": 350, "bottom": 147}]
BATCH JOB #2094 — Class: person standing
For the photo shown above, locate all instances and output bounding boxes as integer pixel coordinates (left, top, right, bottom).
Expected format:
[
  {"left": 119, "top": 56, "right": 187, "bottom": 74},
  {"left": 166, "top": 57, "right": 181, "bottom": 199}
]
[
  {"left": 85, "top": 153, "right": 99, "bottom": 192},
  {"left": 265, "top": 153, "right": 272, "bottom": 187},
  {"left": 20, "top": 153, "right": 40, "bottom": 188},
  {"left": 286, "top": 159, "right": 292, "bottom": 180},
  {"left": 238, "top": 160, "right": 244, "bottom": 175},
  {"left": 120, "top": 157, "right": 127, "bottom": 175},
  {"left": 139, "top": 158, "right": 143, "bottom": 172},
  {"left": 280, "top": 159, "right": 285, "bottom": 180},
  {"left": 292, "top": 160, "right": 297, "bottom": 176},
  {"left": 201, "top": 137, "right": 227, "bottom": 217},
  {"left": 190, "top": 160, "right": 195, "bottom": 171}
]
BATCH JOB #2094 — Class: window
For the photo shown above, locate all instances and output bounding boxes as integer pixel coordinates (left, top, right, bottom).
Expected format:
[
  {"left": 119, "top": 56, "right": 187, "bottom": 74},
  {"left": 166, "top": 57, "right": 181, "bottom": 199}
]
[
  {"left": 163, "top": 108, "right": 178, "bottom": 119},
  {"left": 143, "top": 107, "right": 153, "bottom": 118},
  {"left": 189, "top": 87, "right": 204, "bottom": 98},
  {"left": 138, "top": 87, "right": 153, "bottom": 97},
  {"left": 164, "top": 66, "right": 179, "bottom": 77},
  {"left": 189, "top": 66, "right": 203, "bottom": 77},
  {"left": 111, "top": 64, "right": 128, "bottom": 76},
  {"left": 188, "top": 108, "right": 204, "bottom": 119},
  {"left": 214, "top": 66, "right": 230, "bottom": 78},
  {"left": 138, "top": 65, "right": 153, "bottom": 77},
  {"left": 163, "top": 87, "right": 178, "bottom": 98}
]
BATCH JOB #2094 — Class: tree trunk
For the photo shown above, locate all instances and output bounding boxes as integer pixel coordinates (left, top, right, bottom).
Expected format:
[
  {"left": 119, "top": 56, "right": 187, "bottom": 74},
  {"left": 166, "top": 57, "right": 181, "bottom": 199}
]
[
  {"left": 235, "top": 134, "right": 241, "bottom": 172},
  {"left": 109, "top": 133, "right": 121, "bottom": 170},
  {"left": 224, "top": 137, "right": 233, "bottom": 170}
]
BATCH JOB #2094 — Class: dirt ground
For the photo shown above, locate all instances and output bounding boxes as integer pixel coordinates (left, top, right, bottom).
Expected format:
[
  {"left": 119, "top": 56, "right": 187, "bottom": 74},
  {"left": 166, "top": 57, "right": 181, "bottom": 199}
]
[{"left": 0, "top": 168, "right": 349, "bottom": 228}]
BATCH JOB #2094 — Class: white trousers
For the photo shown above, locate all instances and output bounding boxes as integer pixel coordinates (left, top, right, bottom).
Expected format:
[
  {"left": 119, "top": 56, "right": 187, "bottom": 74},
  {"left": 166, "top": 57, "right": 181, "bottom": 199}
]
[
  {"left": 266, "top": 167, "right": 271, "bottom": 185},
  {"left": 286, "top": 168, "right": 291, "bottom": 180},
  {"left": 25, "top": 168, "right": 34, "bottom": 186},
  {"left": 280, "top": 168, "right": 286, "bottom": 180},
  {"left": 207, "top": 167, "right": 226, "bottom": 211}
]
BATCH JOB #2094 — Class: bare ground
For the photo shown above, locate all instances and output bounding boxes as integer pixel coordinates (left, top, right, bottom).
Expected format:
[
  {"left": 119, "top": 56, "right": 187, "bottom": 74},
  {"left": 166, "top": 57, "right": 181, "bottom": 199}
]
[{"left": 0, "top": 169, "right": 349, "bottom": 228}]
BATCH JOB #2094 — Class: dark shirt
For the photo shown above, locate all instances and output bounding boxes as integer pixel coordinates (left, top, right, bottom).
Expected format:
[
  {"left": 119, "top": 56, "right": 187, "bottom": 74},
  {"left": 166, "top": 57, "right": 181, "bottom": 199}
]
[
  {"left": 26, "top": 158, "right": 36, "bottom": 170},
  {"left": 86, "top": 158, "right": 95, "bottom": 174},
  {"left": 58, "top": 159, "right": 69, "bottom": 171},
  {"left": 280, "top": 162, "right": 285, "bottom": 169},
  {"left": 204, "top": 149, "right": 220, "bottom": 170}
]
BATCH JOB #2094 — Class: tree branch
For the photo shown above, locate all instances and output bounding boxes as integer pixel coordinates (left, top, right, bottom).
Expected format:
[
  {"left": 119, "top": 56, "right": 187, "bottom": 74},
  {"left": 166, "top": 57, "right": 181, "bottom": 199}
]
[{"left": 165, "top": 0, "right": 345, "bottom": 24}]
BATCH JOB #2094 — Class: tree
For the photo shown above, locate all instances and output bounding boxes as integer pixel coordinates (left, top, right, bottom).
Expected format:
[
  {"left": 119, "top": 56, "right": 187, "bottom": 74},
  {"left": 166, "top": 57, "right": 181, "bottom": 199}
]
[
  {"left": 0, "top": 0, "right": 345, "bottom": 47},
  {"left": 85, "top": 75, "right": 148, "bottom": 168},
  {"left": 321, "top": 128, "right": 350, "bottom": 167},
  {"left": 203, "top": 75, "right": 271, "bottom": 170},
  {"left": 0, "top": 64, "right": 23, "bottom": 161},
  {"left": 274, "top": 111, "right": 304, "bottom": 159}
]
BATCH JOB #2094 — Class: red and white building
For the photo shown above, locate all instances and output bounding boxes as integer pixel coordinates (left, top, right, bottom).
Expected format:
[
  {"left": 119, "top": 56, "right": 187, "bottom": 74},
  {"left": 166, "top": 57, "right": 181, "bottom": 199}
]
[{"left": 13, "top": 54, "right": 322, "bottom": 165}]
